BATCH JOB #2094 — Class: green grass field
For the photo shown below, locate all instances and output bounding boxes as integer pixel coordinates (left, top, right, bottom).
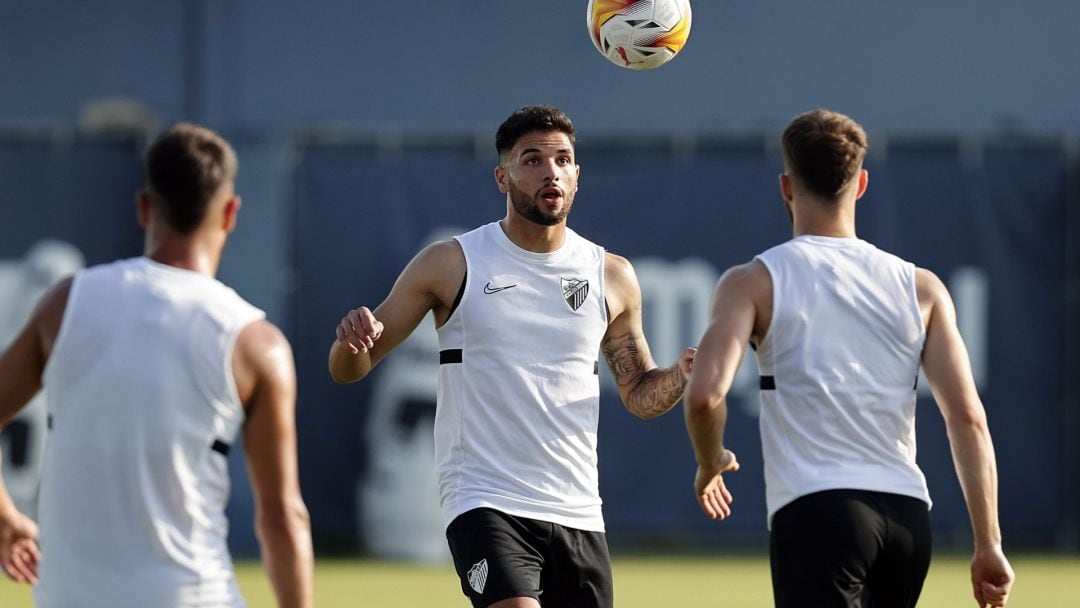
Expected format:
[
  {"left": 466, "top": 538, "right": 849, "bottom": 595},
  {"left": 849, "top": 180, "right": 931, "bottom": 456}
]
[{"left": 1, "top": 554, "right": 1076, "bottom": 606}]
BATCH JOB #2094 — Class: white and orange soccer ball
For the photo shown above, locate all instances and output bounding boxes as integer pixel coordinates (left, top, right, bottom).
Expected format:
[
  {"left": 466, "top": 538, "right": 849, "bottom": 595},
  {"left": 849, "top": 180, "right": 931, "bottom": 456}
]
[{"left": 587, "top": 0, "right": 692, "bottom": 71}]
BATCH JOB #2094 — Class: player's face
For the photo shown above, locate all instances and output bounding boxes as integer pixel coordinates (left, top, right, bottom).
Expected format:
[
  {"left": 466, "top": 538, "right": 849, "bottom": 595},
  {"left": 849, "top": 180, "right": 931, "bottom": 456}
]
[{"left": 500, "top": 131, "right": 580, "bottom": 226}]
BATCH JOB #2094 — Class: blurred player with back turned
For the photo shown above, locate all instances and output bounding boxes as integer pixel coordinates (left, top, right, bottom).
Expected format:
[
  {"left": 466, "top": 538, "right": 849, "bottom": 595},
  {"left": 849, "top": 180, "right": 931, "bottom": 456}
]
[
  {"left": 684, "top": 109, "right": 1014, "bottom": 607},
  {"left": 329, "top": 105, "right": 694, "bottom": 608},
  {"left": 0, "top": 123, "right": 314, "bottom": 607}
]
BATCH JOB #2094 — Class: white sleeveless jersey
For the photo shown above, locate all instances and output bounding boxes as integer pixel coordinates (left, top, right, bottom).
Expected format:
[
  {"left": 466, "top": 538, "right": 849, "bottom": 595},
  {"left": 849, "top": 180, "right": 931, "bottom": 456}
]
[
  {"left": 436, "top": 222, "right": 608, "bottom": 532},
  {"left": 754, "top": 235, "right": 931, "bottom": 526},
  {"left": 37, "top": 257, "right": 264, "bottom": 607}
]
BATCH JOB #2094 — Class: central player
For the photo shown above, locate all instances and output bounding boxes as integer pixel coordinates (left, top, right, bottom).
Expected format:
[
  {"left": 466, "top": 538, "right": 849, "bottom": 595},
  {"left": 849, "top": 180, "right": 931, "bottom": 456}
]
[{"left": 329, "top": 105, "right": 694, "bottom": 608}]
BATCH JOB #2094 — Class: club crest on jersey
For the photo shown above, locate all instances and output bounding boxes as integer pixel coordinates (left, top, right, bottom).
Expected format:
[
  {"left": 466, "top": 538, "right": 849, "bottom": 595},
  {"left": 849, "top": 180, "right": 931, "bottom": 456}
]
[
  {"left": 561, "top": 277, "right": 589, "bottom": 311},
  {"left": 468, "top": 558, "right": 489, "bottom": 594}
]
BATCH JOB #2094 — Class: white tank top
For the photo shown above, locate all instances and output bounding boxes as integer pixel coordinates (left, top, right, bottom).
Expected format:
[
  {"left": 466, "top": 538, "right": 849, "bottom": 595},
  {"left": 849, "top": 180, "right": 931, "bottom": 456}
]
[
  {"left": 436, "top": 222, "right": 608, "bottom": 532},
  {"left": 754, "top": 235, "right": 931, "bottom": 526},
  {"left": 37, "top": 257, "right": 263, "bottom": 607}
]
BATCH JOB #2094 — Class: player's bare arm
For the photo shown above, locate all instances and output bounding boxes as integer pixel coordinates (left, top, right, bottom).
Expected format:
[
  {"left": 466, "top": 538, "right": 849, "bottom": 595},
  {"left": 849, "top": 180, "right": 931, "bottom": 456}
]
[
  {"left": 234, "top": 320, "right": 313, "bottom": 608},
  {"left": 0, "top": 277, "right": 69, "bottom": 584},
  {"left": 0, "top": 278, "right": 69, "bottom": 426},
  {"left": 683, "top": 261, "right": 769, "bottom": 520},
  {"left": 328, "top": 240, "right": 466, "bottom": 383},
  {"left": 600, "top": 253, "right": 692, "bottom": 420},
  {"left": 917, "top": 267, "right": 1014, "bottom": 607}
]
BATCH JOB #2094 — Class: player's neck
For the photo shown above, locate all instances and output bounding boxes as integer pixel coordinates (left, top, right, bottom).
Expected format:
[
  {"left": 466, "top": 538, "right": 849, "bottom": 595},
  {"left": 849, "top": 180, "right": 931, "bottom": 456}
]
[
  {"left": 499, "top": 216, "right": 566, "bottom": 253},
  {"left": 144, "top": 232, "right": 222, "bottom": 277},
  {"left": 791, "top": 200, "right": 857, "bottom": 239},
  {"left": 793, "top": 222, "right": 856, "bottom": 239}
]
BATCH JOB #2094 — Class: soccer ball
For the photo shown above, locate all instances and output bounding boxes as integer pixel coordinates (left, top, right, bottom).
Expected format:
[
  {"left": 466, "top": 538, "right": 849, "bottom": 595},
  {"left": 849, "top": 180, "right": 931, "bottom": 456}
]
[{"left": 587, "top": 0, "right": 692, "bottom": 71}]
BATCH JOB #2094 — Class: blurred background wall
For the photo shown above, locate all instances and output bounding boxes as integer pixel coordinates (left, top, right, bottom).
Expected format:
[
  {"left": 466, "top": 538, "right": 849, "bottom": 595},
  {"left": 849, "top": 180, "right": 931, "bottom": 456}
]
[{"left": 1, "top": 0, "right": 1077, "bottom": 558}]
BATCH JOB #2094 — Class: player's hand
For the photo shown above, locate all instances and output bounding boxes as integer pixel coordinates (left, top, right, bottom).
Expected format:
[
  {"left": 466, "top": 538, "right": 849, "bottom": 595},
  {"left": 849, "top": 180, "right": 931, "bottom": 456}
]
[
  {"left": 0, "top": 508, "right": 39, "bottom": 584},
  {"left": 676, "top": 346, "right": 696, "bottom": 382},
  {"left": 335, "top": 307, "right": 384, "bottom": 355},
  {"left": 970, "top": 545, "right": 1013, "bottom": 607},
  {"left": 694, "top": 449, "right": 739, "bottom": 521}
]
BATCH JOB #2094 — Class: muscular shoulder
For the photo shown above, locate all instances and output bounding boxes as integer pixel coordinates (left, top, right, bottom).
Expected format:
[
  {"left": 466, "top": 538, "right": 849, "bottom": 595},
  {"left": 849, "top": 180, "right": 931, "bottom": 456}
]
[
  {"left": 718, "top": 259, "right": 770, "bottom": 291},
  {"left": 233, "top": 319, "right": 296, "bottom": 408},
  {"left": 915, "top": 267, "right": 952, "bottom": 328},
  {"left": 713, "top": 260, "right": 772, "bottom": 341},
  {"left": 604, "top": 251, "right": 636, "bottom": 286},
  {"left": 714, "top": 259, "right": 771, "bottom": 309},
  {"left": 915, "top": 267, "right": 948, "bottom": 303},
  {"left": 236, "top": 319, "right": 291, "bottom": 357},
  {"left": 416, "top": 239, "right": 464, "bottom": 267},
  {"left": 401, "top": 239, "right": 466, "bottom": 311},
  {"left": 603, "top": 252, "right": 642, "bottom": 318},
  {"left": 407, "top": 239, "right": 465, "bottom": 286}
]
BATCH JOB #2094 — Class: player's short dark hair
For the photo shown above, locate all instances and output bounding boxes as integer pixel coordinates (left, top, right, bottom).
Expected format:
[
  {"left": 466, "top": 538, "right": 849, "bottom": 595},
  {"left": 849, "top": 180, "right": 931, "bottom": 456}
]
[
  {"left": 495, "top": 105, "right": 576, "bottom": 160},
  {"left": 144, "top": 123, "right": 237, "bottom": 234},
  {"left": 782, "top": 109, "right": 867, "bottom": 201}
]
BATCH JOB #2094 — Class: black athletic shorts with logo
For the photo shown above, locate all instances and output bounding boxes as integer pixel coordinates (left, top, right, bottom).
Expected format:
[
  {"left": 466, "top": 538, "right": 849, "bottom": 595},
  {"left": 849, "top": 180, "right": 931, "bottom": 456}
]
[
  {"left": 445, "top": 507, "right": 614, "bottom": 608},
  {"left": 770, "top": 489, "right": 932, "bottom": 608}
]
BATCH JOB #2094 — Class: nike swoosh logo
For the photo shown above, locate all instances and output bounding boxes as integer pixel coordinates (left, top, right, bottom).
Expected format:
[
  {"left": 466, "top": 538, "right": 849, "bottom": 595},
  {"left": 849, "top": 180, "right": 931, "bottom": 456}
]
[{"left": 483, "top": 282, "right": 517, "bottom": 294}]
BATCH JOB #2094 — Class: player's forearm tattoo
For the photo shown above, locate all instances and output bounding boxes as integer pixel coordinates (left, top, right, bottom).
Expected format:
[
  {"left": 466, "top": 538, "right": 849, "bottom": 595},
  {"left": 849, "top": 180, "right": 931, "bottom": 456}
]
[{"left": 602, "top": 332, "right": 687, "bottom": 420}]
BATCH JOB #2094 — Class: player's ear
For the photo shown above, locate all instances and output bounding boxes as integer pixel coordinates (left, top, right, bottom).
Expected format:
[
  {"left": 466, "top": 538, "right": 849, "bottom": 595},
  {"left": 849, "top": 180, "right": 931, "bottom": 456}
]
[
  {"left": 779, "top": 173, "right": 794, "bottom": 203},
  {"left": 136, "top": 191, "right": 151, "bottom": 229},
  {"left": 854, "top": 169, "right": 869, "bottom": 201},
  {"left": 494, "top": 165, "right": 509, "bottom": 194},
  {"left": 222, "top": 196, "right": 241, "bottom": 233},
  {"left": 575, "top": 164, "right": 581, "bottom": 191}
]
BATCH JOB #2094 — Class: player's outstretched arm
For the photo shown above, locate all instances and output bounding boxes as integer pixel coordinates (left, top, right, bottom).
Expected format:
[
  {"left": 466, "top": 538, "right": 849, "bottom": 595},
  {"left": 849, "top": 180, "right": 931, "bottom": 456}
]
[
  {"left": 683, "top": 262, "right": 766, "bottom": 520},
  {"left": 918, "top": 268, "right": 1014, "bottom": 607},
  {"left": 328, "top": 240, "right": 465, "bottom": 383},
  {"left": 236, "top": 320, "right": 314, "bottom": 608},
  {"left": 0, "top": 277, "right": 69, "bottom": 584},
  {"left": 601, "top": 253, "right": 691, "bottom": 420}
]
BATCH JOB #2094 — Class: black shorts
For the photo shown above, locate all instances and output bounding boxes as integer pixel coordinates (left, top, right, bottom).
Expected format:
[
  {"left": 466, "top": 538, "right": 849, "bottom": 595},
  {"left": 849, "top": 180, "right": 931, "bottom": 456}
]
[
  {"left": 770, "top": 489, "right": 932, "bottom": 608},
  {"left": 445, "top": 507, "right": 613, "bottom": 608}
]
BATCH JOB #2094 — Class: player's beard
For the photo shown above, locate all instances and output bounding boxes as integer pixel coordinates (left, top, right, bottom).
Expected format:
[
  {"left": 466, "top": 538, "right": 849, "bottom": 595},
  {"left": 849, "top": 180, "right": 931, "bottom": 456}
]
[{"left": 508, "top": 180, "right": 573, "bottom": 226}]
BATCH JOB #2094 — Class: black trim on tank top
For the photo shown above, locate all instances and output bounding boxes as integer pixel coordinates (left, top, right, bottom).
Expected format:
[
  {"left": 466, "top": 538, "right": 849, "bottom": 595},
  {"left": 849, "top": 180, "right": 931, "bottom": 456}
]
[
  {"left": 440, "top": 349, "right": 463, "bottom": 364},
  {"left": 594, "top": 361, "right": 599, "bottom": 375},
  {"left": 211, "top": 439, "right": 231, "bottom": 457},
  {"left": 760, "top": 375, "right": 776, "bottom": 390}
]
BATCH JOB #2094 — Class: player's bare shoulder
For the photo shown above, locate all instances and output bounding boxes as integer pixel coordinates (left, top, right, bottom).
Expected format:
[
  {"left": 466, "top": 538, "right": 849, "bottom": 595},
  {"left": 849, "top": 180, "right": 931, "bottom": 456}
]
[
  {"left": 723, "top": 258, "right": 769, "bottom": 286},
  {"left": 712, "top": 258, "right": 772, "bottom": 308},
  {"left": 386, "top": 238, "right": 466, "bottom": 326},
  {"left": 914, "top": 267, "right": 948, "bottom": 302},
  {"left": 914, "top": 267, "right": 951, "bottom": 329},
  {"left": 714, "top": 259, "right": 773, "bottom": 343},
  {"left": 603, "top": 251, "right": 635, "bottom": 279},
  {"left": 408, "top": 239, "right": 464, "bottom": 281},
  {"left": 406, "top": 238, "right": 466, "bottom": 310},
  {"left": 603, "top": 251, "right": 642, "bottom": 320},
  {"left": 233, "top": 319, "right": 296, "bottom": 409}
]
